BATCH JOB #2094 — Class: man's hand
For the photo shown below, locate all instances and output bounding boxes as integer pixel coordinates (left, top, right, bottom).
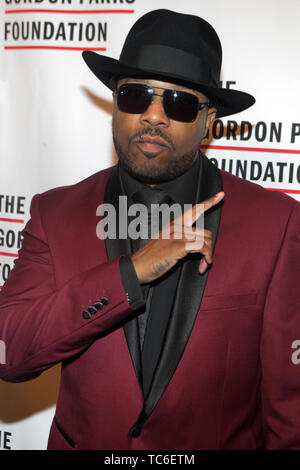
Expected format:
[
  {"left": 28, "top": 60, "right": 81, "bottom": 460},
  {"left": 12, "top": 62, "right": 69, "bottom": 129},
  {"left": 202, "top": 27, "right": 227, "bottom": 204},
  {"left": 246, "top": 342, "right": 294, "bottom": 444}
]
[{"left": 131, "top": 191, "right": 225, "bottom": 284}]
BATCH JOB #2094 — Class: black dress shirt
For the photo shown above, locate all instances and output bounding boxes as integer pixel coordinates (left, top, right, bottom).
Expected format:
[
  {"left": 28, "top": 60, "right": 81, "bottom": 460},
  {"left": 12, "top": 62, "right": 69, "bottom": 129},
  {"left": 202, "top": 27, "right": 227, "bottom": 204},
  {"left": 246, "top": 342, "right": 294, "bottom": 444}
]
[{"left": 119, "top": 153, "right": 202, "bottom": 397}]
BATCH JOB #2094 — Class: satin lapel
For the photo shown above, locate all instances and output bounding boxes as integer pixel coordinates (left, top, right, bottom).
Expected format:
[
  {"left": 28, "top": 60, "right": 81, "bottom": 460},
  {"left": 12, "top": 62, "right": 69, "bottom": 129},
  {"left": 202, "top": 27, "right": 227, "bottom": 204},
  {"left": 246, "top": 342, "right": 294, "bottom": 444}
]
[
  {"left": 136, "top": 154, "right": 224, "bottom": 426},
  {"left": 103, "top": 164, "right": 143, "bottom": 389}
]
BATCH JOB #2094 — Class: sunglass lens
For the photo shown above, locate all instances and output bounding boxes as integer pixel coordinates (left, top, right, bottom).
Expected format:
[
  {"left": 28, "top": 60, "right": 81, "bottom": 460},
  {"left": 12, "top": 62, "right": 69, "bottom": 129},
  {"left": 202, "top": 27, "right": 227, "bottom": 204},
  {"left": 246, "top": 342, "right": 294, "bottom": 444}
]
[
  {"left": 117, "top": 84, "right": 152, "bottom": 114},
  {"left": 164, "top": 90, "right": 198, "bottom": 122}
]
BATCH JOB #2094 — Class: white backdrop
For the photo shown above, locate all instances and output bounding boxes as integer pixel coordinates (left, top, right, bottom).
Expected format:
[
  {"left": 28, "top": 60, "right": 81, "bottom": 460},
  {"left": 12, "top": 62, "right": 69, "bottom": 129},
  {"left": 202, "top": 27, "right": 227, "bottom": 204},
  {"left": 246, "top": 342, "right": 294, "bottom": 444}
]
[{"left": 0, "top": 0, "right": 299, "bottom": 450}]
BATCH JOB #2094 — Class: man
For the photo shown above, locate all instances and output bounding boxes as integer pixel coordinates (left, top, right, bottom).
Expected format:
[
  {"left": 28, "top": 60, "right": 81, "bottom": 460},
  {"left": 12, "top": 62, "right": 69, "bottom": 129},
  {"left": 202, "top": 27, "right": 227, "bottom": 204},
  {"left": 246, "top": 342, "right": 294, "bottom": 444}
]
[{"left": 0, "top": 9, "right": 300, "bottom": 450}]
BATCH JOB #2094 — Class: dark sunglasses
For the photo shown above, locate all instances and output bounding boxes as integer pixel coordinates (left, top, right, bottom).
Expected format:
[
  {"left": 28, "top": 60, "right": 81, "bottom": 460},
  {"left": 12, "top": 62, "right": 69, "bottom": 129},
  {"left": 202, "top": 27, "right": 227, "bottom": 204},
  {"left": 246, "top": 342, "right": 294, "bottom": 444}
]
[{"left": 116, "top": 83, "right": 211, "bottom": 123}]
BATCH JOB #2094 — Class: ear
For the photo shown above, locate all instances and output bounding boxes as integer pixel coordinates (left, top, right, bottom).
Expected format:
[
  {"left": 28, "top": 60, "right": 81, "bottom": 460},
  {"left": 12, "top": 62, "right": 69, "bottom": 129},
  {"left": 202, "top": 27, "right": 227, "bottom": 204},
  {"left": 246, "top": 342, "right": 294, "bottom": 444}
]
[
  {"left": 206, "top": 107, "right": 217, "bottom": 126},
  {"left": 112, "top": 90, "right": 118, "bottom": 114},
  {"left": 204, "top": 107, "right": 216, "bottom": 138}
]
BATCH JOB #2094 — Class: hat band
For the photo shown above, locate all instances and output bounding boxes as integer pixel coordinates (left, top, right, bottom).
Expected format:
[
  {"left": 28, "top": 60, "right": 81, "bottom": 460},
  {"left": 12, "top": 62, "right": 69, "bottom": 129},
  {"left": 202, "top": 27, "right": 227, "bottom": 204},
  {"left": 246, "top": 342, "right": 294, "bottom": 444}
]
[{"left": 120, "top": 44, "right": 219, "bottom": 87}]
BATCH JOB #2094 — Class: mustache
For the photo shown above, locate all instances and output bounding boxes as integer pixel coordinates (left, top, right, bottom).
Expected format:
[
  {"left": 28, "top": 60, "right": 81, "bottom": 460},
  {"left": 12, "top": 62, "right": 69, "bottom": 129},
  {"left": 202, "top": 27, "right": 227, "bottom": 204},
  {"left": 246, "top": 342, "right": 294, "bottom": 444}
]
[{"left": 130, "top": 127, "right": 176, "bottom": 151}]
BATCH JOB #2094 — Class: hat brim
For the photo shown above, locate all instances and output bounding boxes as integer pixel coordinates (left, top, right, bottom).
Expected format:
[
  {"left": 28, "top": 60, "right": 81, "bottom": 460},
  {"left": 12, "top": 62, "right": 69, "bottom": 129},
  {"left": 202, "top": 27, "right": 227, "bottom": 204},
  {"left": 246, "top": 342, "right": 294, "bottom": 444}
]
[{"left": 82, "top": 50, "right": 255, "bottom": 118}]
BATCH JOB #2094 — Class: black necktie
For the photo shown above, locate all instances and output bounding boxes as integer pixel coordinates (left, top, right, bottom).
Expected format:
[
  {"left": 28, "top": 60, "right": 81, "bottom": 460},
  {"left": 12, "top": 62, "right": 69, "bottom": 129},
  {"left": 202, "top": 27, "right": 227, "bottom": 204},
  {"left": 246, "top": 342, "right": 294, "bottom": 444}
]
[
  {"left": 129, "top": 188, "right": 180, "bottom": 398},
  {"left": 129, "top": 187, "right": 174, "bottom": 347},
  {"left": 130, "top": 187, "right": 174, "bottom": 253}
]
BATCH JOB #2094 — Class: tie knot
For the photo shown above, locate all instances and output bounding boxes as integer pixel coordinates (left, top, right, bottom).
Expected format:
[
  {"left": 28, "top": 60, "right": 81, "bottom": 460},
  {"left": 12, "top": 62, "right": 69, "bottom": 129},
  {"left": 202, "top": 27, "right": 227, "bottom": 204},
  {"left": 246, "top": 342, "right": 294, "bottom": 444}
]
[{"left": 131, "top": 187, "right": 173, "bottom": 209}]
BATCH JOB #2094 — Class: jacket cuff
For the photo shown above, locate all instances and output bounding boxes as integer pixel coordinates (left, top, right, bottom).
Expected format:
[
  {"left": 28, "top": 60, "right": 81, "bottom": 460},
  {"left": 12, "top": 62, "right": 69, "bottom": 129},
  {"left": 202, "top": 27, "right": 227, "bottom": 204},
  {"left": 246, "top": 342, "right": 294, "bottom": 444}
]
[{"left": 119, "top": 255, "right": 146, "bottom": 309}]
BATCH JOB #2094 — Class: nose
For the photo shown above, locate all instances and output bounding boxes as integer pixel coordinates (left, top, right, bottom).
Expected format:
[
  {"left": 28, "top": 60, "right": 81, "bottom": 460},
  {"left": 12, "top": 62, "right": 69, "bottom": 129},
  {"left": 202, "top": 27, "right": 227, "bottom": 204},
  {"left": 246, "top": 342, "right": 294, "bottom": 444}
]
[{"left": 139, "top": 93, "right": 169, "bottom": 127}]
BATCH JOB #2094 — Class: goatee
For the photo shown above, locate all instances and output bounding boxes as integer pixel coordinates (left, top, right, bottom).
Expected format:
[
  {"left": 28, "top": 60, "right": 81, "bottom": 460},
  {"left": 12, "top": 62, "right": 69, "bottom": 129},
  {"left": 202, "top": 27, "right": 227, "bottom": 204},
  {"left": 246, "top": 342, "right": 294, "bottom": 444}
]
[{"left": 113, "top": 131, "right": 200, "bottom": 185}]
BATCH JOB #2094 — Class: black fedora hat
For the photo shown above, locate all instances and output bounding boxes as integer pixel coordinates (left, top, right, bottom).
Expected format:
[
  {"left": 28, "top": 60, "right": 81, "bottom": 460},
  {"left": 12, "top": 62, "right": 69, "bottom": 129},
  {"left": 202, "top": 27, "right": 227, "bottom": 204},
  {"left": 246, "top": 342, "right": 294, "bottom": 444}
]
[{"left": 82, "top": 9, "right": 255, "bottom": 118}]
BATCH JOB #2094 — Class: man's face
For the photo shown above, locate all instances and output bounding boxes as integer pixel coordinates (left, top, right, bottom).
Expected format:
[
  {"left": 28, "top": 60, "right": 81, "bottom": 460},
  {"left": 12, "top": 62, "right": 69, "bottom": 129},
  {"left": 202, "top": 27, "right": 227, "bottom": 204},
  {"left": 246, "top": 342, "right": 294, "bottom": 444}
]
[{"left": 112, "top": 77, "right": 216, "bottom": 184}]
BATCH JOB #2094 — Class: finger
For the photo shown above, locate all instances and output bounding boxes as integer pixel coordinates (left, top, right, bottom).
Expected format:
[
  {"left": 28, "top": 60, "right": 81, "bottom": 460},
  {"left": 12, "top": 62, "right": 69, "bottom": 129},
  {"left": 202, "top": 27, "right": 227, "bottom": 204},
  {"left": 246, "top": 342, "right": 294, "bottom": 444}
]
[
  {"left": 185, "top": 239, "right": 205, "bottom": 251},
  {"left": 180, "top": 227, "right": 212, "bottom": 241},
  {"left": 185, "top": 236, "right": 212, "bottom": 254},
  {"left": 198, "top": 244, "right": 213, "bottom": 272},
  {"left": 181, "top": 191, "right": 225, "bottom": 227},
  {"left": 159, "top": 222, "right": 210, "bottom": 240},
  {"left": 164, "top": 224, "right": 212, "bottom": 241},
  {"left": 199, "top": 256, "right": 211, "bottom": 274}
]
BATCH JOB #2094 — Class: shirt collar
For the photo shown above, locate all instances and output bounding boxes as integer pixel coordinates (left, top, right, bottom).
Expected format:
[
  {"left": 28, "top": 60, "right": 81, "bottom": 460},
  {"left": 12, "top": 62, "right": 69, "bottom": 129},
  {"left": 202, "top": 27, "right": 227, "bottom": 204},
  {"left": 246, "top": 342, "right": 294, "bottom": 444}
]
[{"left": 118, "top": 152, "right": 201, "bottom": 207}]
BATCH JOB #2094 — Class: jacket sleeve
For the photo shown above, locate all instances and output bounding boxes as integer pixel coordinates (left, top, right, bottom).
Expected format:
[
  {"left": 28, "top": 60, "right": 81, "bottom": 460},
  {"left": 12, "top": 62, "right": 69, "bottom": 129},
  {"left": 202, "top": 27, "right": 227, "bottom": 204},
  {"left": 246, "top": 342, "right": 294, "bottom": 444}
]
[
  {"left": 0, "top": 194, "right": 138, "bottom": 383},
  {"left": 261, "top": 199, "right": 300, "bottom": 449}
]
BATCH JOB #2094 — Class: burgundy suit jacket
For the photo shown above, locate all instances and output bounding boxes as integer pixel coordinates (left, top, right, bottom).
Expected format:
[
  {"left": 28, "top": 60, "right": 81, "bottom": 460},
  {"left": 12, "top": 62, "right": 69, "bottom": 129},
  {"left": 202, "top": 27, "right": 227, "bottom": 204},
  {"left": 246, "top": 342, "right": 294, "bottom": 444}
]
[{"left": 0, "top": 156, "right": 300, "bottom": 450}]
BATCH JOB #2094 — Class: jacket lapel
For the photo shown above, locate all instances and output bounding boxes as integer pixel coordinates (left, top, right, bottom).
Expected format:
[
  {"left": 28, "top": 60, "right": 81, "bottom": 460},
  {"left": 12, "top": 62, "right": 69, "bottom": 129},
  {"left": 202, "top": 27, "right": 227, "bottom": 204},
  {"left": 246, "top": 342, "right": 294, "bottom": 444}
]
[
  {"left": 103, "top": 156, "right": 223, "bottom": 427},
  {"left": 134, "top": 154, "right": 224, "bottom": 427},
  {"left": 103, "top": 164, "right": 143, "bottom": 389}
]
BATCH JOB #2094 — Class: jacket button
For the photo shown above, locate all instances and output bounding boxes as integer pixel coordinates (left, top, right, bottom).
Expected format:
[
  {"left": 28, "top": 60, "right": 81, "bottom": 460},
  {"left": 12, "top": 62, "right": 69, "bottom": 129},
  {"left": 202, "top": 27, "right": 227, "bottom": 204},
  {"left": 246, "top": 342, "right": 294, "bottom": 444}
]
[
  {"left": 94, "top": 301, "right": 103, "bottom": 310},
  {"left": 88, "top": 306, "right": 97, "bottom": 315},
  {"left": 82, "top": 310, "right": 91, "bottom": 320},
  {"left": 130, "top": 424, "right": 141, "bottom": 438},
  {"left": 101, "top": 296, "right": 109, "bottom": 305}
]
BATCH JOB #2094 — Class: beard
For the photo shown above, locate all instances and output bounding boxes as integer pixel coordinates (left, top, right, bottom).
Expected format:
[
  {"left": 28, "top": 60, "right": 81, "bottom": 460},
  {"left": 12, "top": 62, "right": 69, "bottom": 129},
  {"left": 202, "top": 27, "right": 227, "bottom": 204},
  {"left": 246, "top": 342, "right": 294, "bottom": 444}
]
[{"left": 112, "top": 126, "right": 200, "bottom": 185}]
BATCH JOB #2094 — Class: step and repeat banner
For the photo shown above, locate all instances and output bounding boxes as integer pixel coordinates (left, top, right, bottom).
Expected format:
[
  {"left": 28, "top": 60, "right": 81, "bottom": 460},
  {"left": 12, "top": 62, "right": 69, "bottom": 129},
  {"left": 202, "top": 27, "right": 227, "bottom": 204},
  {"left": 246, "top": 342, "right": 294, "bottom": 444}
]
[{"left": 0, "top": 0, "right": 299, "bottom": 450}]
